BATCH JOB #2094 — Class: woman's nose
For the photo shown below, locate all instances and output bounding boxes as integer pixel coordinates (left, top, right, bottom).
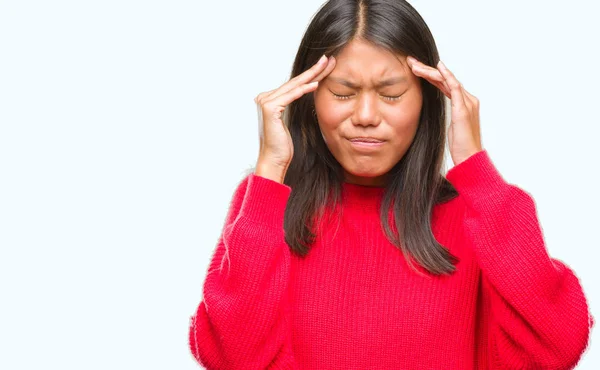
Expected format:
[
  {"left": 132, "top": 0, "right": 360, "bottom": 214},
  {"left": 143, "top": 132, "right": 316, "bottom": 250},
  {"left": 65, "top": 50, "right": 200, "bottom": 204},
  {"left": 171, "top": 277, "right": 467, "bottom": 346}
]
[{"left": 352, "top": 93, "right": 381, "bottom": 126}]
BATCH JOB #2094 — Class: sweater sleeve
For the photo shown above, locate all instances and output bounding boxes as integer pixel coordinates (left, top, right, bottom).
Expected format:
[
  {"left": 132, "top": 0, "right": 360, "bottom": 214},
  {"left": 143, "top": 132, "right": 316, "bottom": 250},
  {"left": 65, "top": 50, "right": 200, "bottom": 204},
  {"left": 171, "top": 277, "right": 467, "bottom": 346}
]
[
  {"left": 445, "top": 150, "right": 594, "bottom": 370},
  {"left": 188, "top": 173, "right": 300, "bottom": 369}
]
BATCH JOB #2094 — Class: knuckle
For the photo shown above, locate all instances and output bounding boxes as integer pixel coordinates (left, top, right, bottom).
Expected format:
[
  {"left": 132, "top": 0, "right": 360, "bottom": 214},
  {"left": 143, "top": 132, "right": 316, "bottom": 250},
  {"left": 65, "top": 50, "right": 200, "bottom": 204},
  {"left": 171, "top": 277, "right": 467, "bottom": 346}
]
[{"left": 258, "top": 96, "right": 270, "bottom": 106}]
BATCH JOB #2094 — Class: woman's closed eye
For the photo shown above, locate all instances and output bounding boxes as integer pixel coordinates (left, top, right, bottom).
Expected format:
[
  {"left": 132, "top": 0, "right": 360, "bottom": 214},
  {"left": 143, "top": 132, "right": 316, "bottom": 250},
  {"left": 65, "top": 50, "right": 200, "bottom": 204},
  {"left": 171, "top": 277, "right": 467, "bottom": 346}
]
[{"left": 330, "top": 91, "right": 402, "bottom": 101}]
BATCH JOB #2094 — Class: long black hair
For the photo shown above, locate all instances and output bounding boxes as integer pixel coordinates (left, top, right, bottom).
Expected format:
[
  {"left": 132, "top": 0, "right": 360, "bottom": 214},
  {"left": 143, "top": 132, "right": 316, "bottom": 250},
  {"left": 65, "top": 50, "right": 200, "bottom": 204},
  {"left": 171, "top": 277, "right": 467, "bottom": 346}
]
[{"left": 248, "top": 0, "right": 460, "bottom": 276}]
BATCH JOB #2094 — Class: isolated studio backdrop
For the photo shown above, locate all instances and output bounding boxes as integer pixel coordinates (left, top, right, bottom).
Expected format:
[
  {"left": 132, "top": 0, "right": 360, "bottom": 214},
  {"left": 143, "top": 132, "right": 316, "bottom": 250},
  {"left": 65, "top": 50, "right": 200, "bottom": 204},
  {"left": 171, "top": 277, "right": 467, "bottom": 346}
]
[{"left": 0, "top": 0, "right": 598, "bottom": 369}]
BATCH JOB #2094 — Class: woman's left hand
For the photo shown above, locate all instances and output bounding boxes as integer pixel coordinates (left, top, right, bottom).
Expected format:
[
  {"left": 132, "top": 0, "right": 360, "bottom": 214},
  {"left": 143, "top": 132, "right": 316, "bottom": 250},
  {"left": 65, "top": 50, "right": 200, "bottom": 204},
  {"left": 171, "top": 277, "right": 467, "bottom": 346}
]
[{"left": 406, "top": 56, "right": 483, "bottom": 167}]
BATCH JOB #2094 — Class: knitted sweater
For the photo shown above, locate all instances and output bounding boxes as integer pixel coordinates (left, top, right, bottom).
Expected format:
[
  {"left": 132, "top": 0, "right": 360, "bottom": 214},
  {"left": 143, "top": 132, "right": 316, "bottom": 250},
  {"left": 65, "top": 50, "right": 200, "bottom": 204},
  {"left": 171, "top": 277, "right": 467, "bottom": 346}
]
[{"left": 188, "top": 150, "right": 594, "bottom": 369}]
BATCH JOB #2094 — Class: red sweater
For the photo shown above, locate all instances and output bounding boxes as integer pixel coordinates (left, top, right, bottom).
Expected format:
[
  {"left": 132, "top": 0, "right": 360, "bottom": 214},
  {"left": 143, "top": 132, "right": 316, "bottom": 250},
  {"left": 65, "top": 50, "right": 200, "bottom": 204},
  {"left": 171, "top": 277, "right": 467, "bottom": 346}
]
[{"left": 188, "top": 150, "right": 594, "bottom": 369}]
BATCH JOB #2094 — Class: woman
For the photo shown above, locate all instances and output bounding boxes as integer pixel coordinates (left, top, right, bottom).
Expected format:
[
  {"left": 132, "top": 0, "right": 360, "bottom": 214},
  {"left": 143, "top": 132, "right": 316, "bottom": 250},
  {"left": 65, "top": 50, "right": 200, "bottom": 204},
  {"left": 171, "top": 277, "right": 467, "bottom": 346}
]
[{"left": 189, "top": 0, "right": 593, "bottom": 368}]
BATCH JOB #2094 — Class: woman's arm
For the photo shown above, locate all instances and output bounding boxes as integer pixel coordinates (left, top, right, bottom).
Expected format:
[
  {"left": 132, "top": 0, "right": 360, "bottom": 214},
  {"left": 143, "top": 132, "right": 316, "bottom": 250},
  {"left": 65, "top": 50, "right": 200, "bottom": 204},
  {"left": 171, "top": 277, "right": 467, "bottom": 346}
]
[
  {"left": 188, "top": 173, "right": 300, "bottom": 369},
  {"left": 446, "top": 150, "right": 594, "bottom": 369}
]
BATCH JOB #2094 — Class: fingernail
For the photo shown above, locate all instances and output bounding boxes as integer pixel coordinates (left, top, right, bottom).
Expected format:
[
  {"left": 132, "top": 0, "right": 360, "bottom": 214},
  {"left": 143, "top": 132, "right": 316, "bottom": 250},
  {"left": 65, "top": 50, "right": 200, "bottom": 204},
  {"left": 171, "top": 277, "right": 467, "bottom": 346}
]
[
  {"left": 438, "top": 60, "right": 446, "bottom": 69},
  {"left": 319, "top": 55, "right": 327, "bottom": 64}
]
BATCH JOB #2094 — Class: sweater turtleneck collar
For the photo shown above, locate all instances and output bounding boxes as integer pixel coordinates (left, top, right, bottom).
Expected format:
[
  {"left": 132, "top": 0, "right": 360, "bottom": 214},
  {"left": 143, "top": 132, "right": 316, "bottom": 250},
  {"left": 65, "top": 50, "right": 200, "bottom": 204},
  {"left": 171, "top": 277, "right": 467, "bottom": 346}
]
[{"left": 340, "top": 181, "right": 386, "bottom": 209}]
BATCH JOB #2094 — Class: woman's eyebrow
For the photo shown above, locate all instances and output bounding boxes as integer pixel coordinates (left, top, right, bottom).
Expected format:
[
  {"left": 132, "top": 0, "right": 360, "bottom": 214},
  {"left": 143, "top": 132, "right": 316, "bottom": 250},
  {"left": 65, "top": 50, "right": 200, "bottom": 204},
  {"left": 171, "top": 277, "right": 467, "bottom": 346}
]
[{"left": 328, "top": 76, "right": 408, "bottom": 88}]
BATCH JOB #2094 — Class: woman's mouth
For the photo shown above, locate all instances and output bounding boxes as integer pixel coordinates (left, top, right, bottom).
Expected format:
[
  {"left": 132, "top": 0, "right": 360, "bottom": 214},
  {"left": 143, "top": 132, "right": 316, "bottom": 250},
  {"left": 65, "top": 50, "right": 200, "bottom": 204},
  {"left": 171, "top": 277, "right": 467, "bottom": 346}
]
[{"left": 347, "top": 138, "right": 386, "bottom": 151}]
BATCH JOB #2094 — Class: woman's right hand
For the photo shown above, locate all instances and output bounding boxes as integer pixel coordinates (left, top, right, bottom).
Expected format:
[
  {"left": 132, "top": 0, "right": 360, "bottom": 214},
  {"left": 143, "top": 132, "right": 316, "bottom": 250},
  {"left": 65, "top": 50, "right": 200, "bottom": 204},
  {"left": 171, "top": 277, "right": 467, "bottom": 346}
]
[{"left": 254, "top": 54, "right": 336, "bottom": 177}]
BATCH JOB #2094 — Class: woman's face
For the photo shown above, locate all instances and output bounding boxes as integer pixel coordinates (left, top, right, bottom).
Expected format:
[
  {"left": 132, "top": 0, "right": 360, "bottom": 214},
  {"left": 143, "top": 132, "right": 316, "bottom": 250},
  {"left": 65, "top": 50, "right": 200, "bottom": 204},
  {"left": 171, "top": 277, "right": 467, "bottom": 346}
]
[{"left": 313, "top": 39, "right": 423, "bottom": 187}]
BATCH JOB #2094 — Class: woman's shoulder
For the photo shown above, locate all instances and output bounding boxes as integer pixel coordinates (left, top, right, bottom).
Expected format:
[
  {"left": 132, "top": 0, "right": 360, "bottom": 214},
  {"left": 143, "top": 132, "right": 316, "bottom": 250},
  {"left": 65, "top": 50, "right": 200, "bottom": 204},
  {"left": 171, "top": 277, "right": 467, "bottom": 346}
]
[{"left": 432, "top": 186, "right": 469, "bottom": 229}]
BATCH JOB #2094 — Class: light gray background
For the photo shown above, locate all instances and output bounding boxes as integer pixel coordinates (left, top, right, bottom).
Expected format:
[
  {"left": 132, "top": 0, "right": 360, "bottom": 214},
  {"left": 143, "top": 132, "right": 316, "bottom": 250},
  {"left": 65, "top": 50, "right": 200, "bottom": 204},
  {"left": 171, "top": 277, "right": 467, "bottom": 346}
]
[{"left": 0, "top": 0, "right": 597, "bottom": 368}]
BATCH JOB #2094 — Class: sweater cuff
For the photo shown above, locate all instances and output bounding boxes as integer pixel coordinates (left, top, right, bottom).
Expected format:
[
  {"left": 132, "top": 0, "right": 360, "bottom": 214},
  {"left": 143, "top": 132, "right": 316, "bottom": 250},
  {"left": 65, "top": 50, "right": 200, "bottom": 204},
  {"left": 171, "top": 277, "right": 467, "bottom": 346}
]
[
  {"left": 239, "top": 173, "right": 292, "bottom": 229},
  {"left": 445, "top": 149, "right": 512, "bottom": 208}
]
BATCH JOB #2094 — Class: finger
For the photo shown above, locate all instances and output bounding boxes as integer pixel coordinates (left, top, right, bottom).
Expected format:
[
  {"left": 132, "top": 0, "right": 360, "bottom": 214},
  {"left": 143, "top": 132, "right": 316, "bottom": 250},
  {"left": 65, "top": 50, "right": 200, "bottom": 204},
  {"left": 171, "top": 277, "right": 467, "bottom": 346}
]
[
  {"left": 312, "top": 56, "right": 337, "bottom": 83},
  {"left": 448, "top": 75, "right": 473, "bottom": 110},
  {"left": 407, "top": 57, "right": 451, "bottom": 98},
  {"left": 458, "top": 84, "right": 472, "bottom": 110},
  {"left": 411, "top": 64, "right": 449, "bottom": 89},
  {"left": 462, "top": 86, "right": 479, "bottom": 107},
  {"left": 264, "top": 80, "right": 320, "bottom": 113},
  {"left": 267, "top": 56, "right": 335, "bottom": 103},
  {"left": 412, "top": 65, "right": 451, "bottom": 98},
  {"left": 257, "top": 102, "right": 265, "bottom": 145},
  {"left": 275, "top": 56, "right": 336, "bottom": 100},
  {"left": 432, "top": 80, "right": 451, "bottom": 99},
  {"left": 295, "top": 55, "right": 334, "bottom": 84},
  {"left": 260, "top": 55, "right": 331, "bottom": 104},
  {"left": 255, "top": 88, "right": 277, "bottom": 103},
  {"left": 267, "top": 56, "right": 336, "bottom": 103},
  {"left": 437, "top": 61, "right": 466, "bottom": 108},
  {"left": 406, "top": 55, "right": 420, "bottom": 68}
]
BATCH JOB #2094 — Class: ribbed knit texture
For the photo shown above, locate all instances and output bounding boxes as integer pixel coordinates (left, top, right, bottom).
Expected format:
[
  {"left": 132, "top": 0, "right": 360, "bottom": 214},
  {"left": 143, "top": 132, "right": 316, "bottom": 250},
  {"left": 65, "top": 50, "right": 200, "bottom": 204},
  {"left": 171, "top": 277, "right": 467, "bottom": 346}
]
[{"left": 188, "top": 150, "right": 594, "bottom": 369}]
